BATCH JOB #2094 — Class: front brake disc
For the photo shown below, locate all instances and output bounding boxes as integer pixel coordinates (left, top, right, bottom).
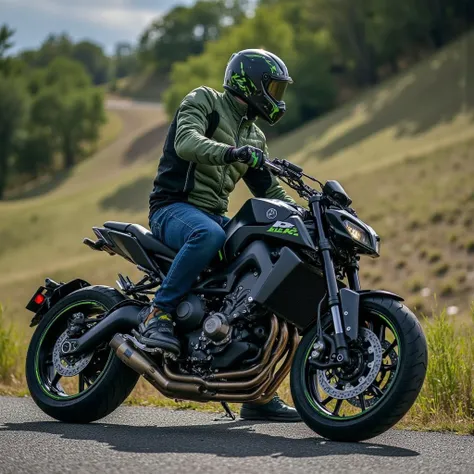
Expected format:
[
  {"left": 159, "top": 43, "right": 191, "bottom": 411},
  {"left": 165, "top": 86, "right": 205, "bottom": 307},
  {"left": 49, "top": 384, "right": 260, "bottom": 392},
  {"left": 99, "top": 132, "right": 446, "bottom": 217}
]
[{"left": 317, "top": 328, "right": 383, "bottom": 400}]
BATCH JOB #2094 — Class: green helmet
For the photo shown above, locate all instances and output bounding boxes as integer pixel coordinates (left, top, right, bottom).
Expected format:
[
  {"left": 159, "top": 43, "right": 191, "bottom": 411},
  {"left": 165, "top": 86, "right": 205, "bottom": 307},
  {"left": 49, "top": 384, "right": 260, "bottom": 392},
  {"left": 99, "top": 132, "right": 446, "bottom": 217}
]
[{"left": 223, "top": 49, "right": 293, "bottom": 125}]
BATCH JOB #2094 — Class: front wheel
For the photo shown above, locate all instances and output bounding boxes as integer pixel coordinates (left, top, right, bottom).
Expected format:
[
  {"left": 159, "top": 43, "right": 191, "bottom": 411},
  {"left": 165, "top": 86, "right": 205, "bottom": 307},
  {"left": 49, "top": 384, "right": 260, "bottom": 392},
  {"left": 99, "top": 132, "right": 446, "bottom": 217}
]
[
  {"left": 26, "top": 286, "right": 139, "bottom": 423},
  {"left": 290, "top": 297, "right": 427, "bottom": 442}
]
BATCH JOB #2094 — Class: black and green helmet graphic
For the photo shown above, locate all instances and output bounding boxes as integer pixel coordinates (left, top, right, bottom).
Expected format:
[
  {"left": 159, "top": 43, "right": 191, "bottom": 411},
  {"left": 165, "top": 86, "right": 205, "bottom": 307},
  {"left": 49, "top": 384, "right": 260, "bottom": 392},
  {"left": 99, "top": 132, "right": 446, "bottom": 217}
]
[{"left": 223, "top": 49, "right": 293, "bottom": 125}]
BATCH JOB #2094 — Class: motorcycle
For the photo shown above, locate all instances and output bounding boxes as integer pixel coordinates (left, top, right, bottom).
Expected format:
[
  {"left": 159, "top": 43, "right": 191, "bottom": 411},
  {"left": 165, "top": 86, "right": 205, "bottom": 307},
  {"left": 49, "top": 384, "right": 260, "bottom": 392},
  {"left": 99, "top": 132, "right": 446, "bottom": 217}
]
[{"left": 25, "top": 158, "right": 427, "bottom": 442}]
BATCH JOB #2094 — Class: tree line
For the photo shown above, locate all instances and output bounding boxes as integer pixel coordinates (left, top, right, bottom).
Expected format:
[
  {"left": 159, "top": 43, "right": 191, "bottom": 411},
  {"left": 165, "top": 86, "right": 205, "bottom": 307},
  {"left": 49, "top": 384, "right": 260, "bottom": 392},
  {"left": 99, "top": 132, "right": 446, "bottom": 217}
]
[
  {"left": 138, "top": 0, "right": 473, "bottom": 134},
  {"left": 0, "top": 27, "right": 139, "bottom": 199}
]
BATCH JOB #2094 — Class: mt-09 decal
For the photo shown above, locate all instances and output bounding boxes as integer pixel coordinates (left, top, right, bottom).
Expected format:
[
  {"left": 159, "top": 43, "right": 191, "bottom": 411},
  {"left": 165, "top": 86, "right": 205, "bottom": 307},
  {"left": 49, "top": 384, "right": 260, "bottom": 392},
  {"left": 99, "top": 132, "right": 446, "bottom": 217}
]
[{"left": 266, "top": 221, "right": 299, "bottom": 237}]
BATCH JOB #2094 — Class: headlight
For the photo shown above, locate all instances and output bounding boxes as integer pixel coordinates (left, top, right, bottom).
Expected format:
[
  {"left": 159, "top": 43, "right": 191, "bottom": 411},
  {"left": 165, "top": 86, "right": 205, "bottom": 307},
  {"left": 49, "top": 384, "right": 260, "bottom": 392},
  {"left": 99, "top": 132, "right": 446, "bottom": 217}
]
[{"left": 344, "top": 220, "right": 371, "bottom": 247}]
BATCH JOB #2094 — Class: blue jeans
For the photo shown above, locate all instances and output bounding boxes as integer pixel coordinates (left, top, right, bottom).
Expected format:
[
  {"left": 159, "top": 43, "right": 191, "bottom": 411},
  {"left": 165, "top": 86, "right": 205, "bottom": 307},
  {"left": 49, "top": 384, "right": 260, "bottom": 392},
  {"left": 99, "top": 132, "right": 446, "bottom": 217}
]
[{"left": 149, "top": 202, "right": 230, "bottom": 313}]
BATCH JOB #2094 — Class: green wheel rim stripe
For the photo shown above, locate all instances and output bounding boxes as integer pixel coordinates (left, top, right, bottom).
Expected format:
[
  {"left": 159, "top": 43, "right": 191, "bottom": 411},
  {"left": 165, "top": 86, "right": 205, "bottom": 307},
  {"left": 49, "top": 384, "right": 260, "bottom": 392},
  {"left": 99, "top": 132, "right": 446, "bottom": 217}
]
[
  {"left": 303, "top": 311, "right": 402, "bottom": 420},
  {"left": 35, "top": 300, "right": 113, "bottom": 401}
]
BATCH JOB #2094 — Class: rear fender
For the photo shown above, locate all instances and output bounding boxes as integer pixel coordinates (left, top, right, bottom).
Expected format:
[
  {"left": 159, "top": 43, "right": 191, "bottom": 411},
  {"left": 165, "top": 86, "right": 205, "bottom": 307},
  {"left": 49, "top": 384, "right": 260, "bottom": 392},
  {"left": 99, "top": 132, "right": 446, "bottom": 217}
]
[{"left": 27, "top": 278, "right": 91, "bottom": 327}]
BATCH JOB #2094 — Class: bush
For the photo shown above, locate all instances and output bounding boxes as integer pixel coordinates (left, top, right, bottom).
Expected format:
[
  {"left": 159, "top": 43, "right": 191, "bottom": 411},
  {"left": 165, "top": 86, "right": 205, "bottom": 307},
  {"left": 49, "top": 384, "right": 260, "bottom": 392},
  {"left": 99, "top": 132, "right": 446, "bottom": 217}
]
[
  {"left": 395, "top": 259, "right": 406, "bottom": 269},
  {"left": 0, "top": 305, "right": 21, "bottom": 383},
  {"left": 465, "top": 240, "right": 474, "bottom": 254},
  {"left": 432, "top": 262, "right": 450, "bottom": 277},
  {"left": 405, "top": 276, "right": 423, "bottom": 293},
  {"left": 427, "top": 250, "right": 442, "bottom": 263},
  {"left": 448, "top": 231, "right": 458, "bottom": 243},
  {"left": 430, "top": 211, "right": 444, "bottom": 224},
  {"left": 439, "top": 281, "right": 455, "bottom": 297}
]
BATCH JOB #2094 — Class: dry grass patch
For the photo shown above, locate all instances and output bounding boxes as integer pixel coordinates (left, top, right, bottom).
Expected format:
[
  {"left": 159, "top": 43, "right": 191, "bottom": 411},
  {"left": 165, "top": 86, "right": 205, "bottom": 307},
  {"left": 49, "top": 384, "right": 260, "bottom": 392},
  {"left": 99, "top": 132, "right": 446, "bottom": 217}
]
[
  {"left": 0, "top": 305, "right": 21, "bottom": 384},
  {"left": 404, "top": 307, "right": 474, "bottom": 434}
]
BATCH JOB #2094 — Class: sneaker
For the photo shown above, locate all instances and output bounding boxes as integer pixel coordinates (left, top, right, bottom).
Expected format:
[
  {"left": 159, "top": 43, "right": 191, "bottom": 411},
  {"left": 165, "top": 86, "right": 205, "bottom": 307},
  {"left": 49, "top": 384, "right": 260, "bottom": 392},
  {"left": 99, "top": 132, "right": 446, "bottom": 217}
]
[
  {"left": 137, "top": 305, "right": 181, "bottom": 355},
  {"left": 240, "top": 394, "right": 302, "bottom": 422}
]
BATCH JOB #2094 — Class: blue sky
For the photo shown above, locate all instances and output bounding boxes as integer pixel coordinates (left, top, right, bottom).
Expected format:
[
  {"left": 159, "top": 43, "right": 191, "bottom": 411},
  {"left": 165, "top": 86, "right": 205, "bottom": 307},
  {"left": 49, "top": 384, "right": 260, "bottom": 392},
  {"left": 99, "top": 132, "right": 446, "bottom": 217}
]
[{"left": 1, "top": 0, "right": 193, "bottom": 53}]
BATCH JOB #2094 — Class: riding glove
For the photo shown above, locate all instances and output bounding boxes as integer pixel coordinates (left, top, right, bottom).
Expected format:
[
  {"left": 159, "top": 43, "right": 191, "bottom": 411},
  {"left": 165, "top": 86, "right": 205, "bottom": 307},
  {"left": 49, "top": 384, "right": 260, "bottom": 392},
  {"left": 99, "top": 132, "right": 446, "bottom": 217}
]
[{"left": 226, "top": 145, "right": 265, "bottom": 169}]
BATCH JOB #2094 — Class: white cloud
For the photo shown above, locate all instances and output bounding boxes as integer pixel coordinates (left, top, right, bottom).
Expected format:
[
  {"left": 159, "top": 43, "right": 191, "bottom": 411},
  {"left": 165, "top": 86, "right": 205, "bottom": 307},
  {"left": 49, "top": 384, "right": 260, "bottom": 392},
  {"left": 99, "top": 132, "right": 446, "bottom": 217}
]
[
  {"left": 1, "top": 0, "right": 160, "bottom": 34},
  {"left": 74, "top": 6, "right": 158, "bottom": 34}
]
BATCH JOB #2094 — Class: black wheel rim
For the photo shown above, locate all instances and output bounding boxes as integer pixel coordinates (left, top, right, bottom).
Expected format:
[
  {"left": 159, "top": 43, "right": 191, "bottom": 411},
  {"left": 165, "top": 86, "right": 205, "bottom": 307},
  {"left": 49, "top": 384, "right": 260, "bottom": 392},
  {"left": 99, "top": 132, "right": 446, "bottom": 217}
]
[
  {"left": 303, "top": 310, "right": 401, "bottom": 420},
  {"left": 34, "top": 301, "right": 113, "bottom": 400}
]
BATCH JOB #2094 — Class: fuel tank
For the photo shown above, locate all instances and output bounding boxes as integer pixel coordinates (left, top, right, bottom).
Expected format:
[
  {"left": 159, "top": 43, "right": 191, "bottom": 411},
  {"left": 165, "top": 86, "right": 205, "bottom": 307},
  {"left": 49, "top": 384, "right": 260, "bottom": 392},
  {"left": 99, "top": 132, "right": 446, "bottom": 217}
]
[{"left": 223, "top": 198, "right": 315, "bottom": 258}]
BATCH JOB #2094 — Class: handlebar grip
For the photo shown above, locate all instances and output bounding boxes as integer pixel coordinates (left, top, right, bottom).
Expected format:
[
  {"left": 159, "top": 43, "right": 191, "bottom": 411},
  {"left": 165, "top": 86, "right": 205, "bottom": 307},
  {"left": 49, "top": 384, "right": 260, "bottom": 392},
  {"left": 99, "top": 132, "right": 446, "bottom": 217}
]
[
  {"left": 264, "top": 159, "right": 282, "bottom": 173},
  {"left": 282, "top": 160, "right": 303, "bottom": 173}
]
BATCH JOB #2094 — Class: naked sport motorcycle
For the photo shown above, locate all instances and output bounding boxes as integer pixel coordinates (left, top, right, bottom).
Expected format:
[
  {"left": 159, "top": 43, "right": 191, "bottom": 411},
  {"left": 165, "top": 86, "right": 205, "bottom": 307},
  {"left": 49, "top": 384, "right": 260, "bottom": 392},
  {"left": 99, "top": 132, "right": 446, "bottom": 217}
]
[{"left": 25, "top": 158, "right": 427, "bottom": 441}]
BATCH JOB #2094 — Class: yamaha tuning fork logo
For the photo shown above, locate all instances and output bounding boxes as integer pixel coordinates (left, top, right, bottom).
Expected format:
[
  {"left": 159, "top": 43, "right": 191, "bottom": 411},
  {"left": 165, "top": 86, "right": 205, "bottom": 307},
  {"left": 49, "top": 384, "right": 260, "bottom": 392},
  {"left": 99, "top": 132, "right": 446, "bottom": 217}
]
[{"left": 266, "top": 208, "right": 278, "bottom": 220}]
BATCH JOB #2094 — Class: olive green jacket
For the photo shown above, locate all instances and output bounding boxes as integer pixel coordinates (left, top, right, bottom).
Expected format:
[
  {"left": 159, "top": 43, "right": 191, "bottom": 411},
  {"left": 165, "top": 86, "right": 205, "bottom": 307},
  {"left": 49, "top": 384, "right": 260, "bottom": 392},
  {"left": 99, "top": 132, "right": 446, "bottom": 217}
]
[{"left": 149, "top": 86, "right": 294, "bottom": 217}]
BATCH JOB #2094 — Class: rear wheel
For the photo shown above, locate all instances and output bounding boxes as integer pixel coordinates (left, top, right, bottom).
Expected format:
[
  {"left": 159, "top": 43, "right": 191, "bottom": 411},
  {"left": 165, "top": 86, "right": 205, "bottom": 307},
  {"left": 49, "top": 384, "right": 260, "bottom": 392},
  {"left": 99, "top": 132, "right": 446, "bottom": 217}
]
[
  {"left": 290, "top": 297, "right": 427, "bottom": 441},
  {"left": 26, "top": 286, "right": 139, "bottom": 423}
]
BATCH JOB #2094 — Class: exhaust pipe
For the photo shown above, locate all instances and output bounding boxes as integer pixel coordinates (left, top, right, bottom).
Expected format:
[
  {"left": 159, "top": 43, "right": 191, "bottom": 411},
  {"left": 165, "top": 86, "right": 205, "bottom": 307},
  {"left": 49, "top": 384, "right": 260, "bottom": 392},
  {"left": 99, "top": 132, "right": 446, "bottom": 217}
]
[
  {"left": 109, "top": 327, "right": 298, "bottom": 404},
  {"left": 110, "top": 334, "right": 203, "bottom": 398},
  {"left": 69, "top": 303, "right": 143, "bottom": 355},
  {"left": 162, "top": 320, "right": 288, "bottom": 390}
]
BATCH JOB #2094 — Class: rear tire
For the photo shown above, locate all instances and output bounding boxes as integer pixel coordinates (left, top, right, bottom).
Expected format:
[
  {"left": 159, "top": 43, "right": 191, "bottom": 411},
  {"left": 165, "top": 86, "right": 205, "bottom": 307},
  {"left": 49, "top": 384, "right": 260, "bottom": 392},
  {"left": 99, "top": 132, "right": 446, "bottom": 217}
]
[
  {"left": 290, "top": 297, "right": 427, "bottom": 441},
  {"left": 26, "top": 286, "right": 140, "bottom": 423}
]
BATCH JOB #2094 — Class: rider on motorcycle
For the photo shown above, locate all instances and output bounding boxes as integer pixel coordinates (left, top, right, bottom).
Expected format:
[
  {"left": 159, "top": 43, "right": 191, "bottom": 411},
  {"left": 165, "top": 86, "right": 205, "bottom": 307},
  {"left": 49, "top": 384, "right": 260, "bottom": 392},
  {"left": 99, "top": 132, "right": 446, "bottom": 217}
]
[{"left": 139, "top": 49, "right": 299, "bottom": 421}]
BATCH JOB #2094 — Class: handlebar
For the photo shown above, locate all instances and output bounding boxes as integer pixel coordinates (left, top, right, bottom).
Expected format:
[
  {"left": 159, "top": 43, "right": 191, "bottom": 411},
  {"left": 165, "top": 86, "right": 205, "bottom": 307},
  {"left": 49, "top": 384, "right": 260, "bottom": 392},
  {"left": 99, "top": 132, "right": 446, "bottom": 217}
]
[
  {"left": 263, "top": 159, "right": 283, "bottom": 174},
  {"left": 264, "top": 158, "right": 354, "bottom": 212},
  {"left": 280, "top": 159, "right": 303, "bottom": 174},
  {"left": 264, "top": 157, "right": 325, "bottom": 201},
  {"left": 264, "top": 158, "right": 304, "bottom": 178}
]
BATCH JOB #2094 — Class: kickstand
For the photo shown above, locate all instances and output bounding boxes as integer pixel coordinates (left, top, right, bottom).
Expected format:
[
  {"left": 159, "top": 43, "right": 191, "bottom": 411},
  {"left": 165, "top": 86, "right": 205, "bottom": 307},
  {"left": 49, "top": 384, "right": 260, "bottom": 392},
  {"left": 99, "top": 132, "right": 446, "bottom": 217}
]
[{"left": 213, "top": 401, "right": 236, "bottom": 421}]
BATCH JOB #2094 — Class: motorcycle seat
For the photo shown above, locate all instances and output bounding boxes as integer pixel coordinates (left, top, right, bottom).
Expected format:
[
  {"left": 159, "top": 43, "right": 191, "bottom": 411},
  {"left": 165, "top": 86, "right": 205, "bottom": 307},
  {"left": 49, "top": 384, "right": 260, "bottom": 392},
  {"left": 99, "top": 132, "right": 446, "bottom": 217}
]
[{"left": 104, "top": 221, "right": 177, "bottom": 259}]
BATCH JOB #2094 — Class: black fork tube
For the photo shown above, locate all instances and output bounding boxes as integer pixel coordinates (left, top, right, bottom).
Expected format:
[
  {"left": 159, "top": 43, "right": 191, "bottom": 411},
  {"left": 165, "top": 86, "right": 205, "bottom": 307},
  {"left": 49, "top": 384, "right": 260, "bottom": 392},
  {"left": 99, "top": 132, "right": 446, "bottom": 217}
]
[
  {"left": 347, "top": 262, "right": 361, "bottom": 291},
  {"left": 310, "top": 195, "right": 349, "bottom": 362}
]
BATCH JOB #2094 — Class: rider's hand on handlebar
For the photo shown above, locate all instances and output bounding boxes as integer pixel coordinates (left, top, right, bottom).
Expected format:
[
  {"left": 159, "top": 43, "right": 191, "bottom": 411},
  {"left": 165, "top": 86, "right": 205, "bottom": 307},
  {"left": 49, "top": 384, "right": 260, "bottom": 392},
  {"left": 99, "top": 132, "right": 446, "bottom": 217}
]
[{"left": 226, "top": 145, "right": 265, "bottom": 169}]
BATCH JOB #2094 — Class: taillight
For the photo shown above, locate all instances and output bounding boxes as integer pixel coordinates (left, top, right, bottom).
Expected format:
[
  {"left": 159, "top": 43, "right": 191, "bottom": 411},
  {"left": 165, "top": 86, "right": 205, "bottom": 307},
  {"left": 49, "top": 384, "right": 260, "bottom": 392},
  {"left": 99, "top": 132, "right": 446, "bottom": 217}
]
[
  {"left": 34, "top": 293, "right": 46, "bottom": 305},
  {"left": 26, "top": 286, "right": 48, "bottom": 313}
]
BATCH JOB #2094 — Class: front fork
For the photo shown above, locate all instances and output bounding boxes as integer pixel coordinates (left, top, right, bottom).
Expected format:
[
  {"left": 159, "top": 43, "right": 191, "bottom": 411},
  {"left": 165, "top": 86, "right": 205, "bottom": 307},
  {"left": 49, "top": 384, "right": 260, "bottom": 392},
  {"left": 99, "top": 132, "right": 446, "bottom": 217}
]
[{"left": 310, "top": 196, "right": 360, "bottom": 365}]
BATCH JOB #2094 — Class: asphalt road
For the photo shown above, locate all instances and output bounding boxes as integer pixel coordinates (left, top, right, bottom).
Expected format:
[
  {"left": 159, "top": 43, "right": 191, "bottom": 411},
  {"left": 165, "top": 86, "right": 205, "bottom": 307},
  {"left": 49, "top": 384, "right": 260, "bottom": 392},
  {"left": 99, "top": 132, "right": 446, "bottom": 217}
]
[
  {"left": 106, "top": 98, "right": 163, "bottom": 110},
  {"left": 0, "top": 396, "right": 472, "bottom": 474}
]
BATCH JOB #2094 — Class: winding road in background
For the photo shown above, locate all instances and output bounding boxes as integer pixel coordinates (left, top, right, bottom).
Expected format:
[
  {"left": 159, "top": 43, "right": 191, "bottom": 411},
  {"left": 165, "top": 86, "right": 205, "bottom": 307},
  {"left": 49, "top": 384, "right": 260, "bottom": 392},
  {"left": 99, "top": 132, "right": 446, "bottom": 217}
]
[
  {"left": 0, "top": 396, "right": 472, "bottom": 473},
  {"left": 106, "top": 97, "right": 163, "bottom": 111}
]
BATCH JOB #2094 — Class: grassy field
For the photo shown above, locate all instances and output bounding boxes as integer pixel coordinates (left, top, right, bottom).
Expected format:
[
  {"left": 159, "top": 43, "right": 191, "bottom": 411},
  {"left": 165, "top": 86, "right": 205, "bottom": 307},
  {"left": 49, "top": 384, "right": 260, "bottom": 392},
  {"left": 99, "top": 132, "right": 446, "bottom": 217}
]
[
  {"left": 95, "top": 110, "right": 123, "bottom": 151},
  {"left": 0, "top": 31, "right": 472, "bottom": 431},
  {"left": 269, "top": 31, "right": 474, "bottom": 179}
]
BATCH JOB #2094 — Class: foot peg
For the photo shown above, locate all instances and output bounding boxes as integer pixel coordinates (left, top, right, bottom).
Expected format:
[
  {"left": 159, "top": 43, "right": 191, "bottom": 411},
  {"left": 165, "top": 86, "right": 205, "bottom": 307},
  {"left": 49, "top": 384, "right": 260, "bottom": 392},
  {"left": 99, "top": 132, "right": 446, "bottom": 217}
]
[{"left": 126, "top": 332, "right": 178, "bottom": 361}]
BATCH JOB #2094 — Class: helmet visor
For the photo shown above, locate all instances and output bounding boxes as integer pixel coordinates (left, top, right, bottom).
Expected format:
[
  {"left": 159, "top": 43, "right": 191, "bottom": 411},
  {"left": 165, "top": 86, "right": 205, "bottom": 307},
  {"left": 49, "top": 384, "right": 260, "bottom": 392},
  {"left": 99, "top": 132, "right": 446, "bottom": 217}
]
[{"left": 267, "top": 80, "right": 288, "bottom": 102}]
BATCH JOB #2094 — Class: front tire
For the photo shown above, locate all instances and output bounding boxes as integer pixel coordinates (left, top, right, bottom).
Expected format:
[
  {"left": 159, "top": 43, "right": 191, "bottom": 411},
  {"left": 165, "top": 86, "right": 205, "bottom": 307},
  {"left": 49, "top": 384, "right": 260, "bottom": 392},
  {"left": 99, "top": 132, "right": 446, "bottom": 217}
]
[
  {"left": 290, "top": 297, "right": 427, "bottom": 441},
  {"left": 26, "top": 286, "right": 139, "bottom": 423}
]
